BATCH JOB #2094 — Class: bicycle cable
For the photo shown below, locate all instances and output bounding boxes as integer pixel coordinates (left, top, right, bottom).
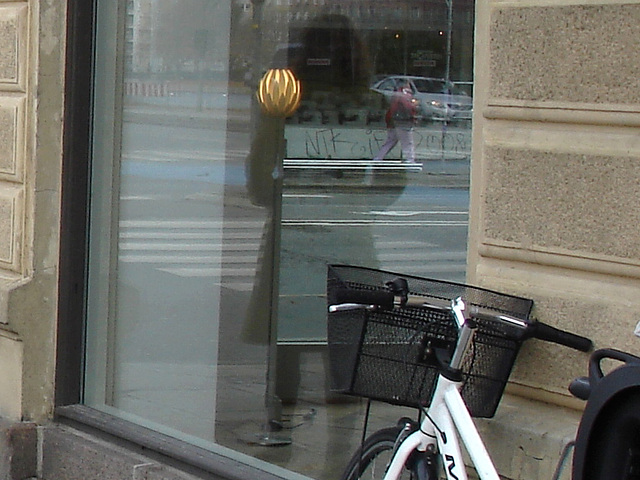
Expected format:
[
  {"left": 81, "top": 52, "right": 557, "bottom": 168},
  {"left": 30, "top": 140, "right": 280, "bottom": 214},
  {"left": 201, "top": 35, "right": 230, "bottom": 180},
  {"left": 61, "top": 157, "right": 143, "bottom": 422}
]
[{"left": 419, "top": 407, "right": 440, "bottom": 440}]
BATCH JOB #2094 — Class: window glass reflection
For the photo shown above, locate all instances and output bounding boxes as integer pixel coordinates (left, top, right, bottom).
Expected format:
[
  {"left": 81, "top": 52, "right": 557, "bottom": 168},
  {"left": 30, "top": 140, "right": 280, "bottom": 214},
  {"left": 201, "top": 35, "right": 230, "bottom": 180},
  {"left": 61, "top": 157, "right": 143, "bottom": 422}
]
[{"left": 85, "top": 1, "right": 473, "bottom": 479}]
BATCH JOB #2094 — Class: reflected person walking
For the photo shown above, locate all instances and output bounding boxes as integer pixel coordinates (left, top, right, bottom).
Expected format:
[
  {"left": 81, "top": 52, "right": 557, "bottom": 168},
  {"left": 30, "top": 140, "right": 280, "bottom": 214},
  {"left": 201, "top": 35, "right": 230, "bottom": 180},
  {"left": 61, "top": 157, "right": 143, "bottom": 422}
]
[{"left": 373, "top": 81, "right": 419, "bottom": 163}]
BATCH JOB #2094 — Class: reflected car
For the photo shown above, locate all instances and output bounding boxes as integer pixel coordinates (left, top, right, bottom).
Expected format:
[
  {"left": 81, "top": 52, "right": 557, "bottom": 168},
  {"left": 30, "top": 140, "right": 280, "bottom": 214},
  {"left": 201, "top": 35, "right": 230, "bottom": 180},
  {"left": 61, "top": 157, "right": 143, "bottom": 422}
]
[{"left": 370, "top": 75, "right": 473, "bottom": 122}]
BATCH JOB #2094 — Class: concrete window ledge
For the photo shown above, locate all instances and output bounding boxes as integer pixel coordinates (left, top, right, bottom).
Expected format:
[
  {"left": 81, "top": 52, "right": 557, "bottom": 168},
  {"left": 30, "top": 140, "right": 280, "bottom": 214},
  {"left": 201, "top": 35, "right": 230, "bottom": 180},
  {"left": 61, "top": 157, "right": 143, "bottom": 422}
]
[
  {"left": 472, "top": 394, "right": 581, "bottom": 480},
  {"left": 0, "top": 395, "right": 581, "bottom": 480},
  {"left": 40, "top": 424, "right": 211, "bottom": 480}
]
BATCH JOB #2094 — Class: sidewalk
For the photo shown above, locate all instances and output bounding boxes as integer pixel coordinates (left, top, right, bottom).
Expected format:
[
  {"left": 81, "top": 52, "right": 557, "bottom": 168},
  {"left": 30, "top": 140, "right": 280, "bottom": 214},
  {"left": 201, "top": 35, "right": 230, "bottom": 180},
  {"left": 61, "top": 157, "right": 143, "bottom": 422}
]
[
  {"left": 283, "top": 157, "right": 469, "bottom": 189},
  {"left": 123, "top": 102, "right": 470, "bottom": 190}
]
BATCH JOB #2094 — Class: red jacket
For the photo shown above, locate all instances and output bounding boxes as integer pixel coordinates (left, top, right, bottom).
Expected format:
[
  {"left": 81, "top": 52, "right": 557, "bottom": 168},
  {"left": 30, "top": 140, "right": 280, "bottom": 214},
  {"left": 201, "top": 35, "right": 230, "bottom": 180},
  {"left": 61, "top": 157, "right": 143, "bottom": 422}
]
[{"left": 385, "top": 89, "right": 417, "bottom": 127}]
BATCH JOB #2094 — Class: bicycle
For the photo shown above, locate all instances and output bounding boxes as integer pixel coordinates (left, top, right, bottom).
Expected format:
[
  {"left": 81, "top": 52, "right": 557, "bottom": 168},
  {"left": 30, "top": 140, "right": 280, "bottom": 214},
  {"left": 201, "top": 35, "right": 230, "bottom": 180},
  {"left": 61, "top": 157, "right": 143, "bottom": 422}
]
[{"left": 325, "top": 264, "right": 593, "bottom": 480}]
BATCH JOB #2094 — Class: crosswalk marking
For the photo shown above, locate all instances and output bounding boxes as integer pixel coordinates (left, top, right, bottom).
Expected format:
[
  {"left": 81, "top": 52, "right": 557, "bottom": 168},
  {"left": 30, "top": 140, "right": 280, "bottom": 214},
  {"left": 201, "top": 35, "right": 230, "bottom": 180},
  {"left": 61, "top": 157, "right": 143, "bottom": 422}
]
[
  {"left": 378, "top": 251, "right": 467, "bottom": 261},
  {"left": 119, "top": 219, "right": 263, "bottom": 228},
  {"left": 282, "top": 219, "right": 468, "bottom": 227},
  {"left": 120, "top": 231, "right": 260, "bottom": 240},
  {"left": 122, "top": 148, "right": 248, "bottom": 163},
  {"left": 120, "top": 254, "right": 262, "bottom": 263},
  {"left": 120, "top": 243, "right": 261, "bottom": 252},
  {"left": 118, "top": 217, "right": 266, "bottom": 291},
  {"left": 118, "top": 212, "right": 468, "bottom": 290}
]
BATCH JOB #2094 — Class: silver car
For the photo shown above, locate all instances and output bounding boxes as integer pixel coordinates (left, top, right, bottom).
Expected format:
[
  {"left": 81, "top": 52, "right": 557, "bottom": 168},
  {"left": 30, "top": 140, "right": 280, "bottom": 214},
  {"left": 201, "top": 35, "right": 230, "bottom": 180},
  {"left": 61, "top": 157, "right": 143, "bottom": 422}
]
[{"left": 371, "top": 75, "right": 473, "bottom": 122}]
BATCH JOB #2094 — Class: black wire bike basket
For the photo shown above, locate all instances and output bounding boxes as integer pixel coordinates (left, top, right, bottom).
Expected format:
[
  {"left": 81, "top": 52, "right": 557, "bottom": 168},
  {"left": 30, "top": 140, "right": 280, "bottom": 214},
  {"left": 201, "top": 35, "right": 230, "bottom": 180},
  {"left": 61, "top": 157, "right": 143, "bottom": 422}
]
[{"left": 326, "top": 264, "right": 534, "bottom": 418}]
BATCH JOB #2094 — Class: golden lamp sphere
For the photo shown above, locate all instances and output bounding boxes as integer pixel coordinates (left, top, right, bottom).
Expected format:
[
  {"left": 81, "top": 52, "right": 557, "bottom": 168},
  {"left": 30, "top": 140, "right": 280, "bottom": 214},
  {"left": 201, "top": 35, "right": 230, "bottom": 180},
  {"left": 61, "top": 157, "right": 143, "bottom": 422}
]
[{"left": 257, "top": 68, "right": 302, "bottom": 118}]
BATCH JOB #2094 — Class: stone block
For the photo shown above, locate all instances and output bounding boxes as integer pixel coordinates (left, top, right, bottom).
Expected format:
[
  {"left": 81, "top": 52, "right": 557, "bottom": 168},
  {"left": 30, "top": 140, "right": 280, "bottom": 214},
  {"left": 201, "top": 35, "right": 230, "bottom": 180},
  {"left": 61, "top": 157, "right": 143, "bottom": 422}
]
[
  {"left": 0, "top": 185, "right": 23, "bottom": 272},
  {"left": 0, "top": 330, "right": 23, "bottom": 418},
  {"left": 0, "top": 96, "right": 24, "bottom": 180},
  {"left": 482, "top": 146, "right": 640, "bottom": 263},
  {"left": 0, "top": 418, "right": 36, "bottom": 480},
  {"left": 489, "top": 4, "right": 640, "bottom": 106},
  {"left": 0, "top": 5, "right": 27, "bottom": 91}
]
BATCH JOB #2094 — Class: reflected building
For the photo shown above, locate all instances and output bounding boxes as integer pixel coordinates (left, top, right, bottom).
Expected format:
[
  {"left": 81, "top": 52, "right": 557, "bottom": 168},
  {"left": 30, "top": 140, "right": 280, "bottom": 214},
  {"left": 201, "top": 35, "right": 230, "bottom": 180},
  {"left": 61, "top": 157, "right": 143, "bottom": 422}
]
[{"left": 123, "top": 0, "right": 474, "bottom": 84}]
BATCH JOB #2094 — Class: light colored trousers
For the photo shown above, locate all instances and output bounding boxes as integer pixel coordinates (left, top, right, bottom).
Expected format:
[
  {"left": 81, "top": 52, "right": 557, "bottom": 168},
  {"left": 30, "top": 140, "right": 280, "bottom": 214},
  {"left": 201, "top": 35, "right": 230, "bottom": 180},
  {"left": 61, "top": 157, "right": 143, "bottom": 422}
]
[{"left": 373, "top": 127, "right": 415, "bottom": 163}]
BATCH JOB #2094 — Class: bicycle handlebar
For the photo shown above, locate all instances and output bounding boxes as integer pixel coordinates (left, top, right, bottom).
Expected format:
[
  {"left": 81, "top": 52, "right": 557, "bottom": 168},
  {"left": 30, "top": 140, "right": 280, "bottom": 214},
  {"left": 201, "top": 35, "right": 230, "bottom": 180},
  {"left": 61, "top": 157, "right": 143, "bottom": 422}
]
[
  {"left": 329, "top": 287, "right": 593, "bottom": 352},
  {"left": 525, "top": 322, "right": 593, "bottom": 352},
  {"left": 467, "top": 306, "right": 592, "bottom": 351},
  {"left": 331, "top": 288, "right": 396, "bottom": 310}
]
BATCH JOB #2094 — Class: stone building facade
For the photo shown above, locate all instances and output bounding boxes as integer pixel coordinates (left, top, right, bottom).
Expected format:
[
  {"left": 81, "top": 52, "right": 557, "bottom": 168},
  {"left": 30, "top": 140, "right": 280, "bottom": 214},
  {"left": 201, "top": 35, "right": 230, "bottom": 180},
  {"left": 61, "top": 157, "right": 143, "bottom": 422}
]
[{"left": 0, "top": 0, "right": 638, "bottom": 479}]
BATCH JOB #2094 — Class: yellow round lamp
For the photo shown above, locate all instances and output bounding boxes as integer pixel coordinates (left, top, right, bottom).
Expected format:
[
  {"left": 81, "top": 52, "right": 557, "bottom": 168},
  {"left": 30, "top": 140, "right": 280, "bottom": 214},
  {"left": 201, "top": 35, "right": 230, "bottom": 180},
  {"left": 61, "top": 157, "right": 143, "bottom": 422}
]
[{"left": 257, "top": 68, "right": 302, "bottom": 118}]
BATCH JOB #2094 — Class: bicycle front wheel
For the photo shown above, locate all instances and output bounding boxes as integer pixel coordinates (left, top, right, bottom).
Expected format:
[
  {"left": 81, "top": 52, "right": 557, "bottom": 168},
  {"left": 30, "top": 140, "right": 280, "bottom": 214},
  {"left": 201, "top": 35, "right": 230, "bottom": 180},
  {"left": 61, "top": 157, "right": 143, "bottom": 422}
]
[{"left": 341, "top": 427, "right": 413, "bottom": 480}]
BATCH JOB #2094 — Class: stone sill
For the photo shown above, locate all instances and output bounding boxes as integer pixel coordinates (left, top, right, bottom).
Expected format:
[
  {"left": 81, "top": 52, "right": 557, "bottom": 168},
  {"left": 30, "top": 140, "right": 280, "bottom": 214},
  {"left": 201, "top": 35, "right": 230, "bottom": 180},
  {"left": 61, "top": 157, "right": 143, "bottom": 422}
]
[
  {"left": 472, "top": 394, "right": 581, "bottom": 480},
  {"left": 0, "top": 394, "right": 582, "bottom": 480}
]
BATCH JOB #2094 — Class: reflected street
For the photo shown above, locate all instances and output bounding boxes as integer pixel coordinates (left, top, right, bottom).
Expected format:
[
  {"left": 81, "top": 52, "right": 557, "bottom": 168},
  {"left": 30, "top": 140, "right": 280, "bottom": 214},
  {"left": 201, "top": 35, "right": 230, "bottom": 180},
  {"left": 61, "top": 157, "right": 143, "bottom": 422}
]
[
  {"left": 119, "top": 104, "right": 470, "bottom": 344},
  {"left": 83, "top": 1, "right": 479, "bottom": 478},
  {"left": 115, "top": 101, "right": 469, "bottom": 479}
]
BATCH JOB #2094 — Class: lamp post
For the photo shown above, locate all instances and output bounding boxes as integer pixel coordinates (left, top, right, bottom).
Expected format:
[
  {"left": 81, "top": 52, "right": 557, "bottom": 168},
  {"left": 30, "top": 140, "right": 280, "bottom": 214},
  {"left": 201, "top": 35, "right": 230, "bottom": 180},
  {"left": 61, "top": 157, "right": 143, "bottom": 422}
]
[
  {"left": 249, "top": 0, "right": 267, "bottom": 138},
  {"left": 444, "top": 0, "right": 453, "bottom": 86},
  {"left": 253, "top": 68, "right": 301, "bottom": 446}
]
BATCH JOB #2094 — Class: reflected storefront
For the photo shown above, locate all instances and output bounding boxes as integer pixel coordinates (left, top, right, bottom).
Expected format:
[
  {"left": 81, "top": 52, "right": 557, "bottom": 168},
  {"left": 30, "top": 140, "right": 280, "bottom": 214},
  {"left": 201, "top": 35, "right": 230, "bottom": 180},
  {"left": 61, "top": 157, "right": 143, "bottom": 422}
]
[{"left": 83, "top": 1, "right": 473, "bottom": 479}]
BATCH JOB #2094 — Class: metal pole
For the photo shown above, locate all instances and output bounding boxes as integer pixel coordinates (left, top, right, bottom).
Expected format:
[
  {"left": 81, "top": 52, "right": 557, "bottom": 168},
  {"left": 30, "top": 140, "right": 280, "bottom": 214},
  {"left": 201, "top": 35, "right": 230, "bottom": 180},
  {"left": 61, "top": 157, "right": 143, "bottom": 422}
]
[
  {"left": 249, "top": 0, "right": 266, "bottom": 141},
  {"left": 445, "top": 0, "right": 453, "bottom": 85}
]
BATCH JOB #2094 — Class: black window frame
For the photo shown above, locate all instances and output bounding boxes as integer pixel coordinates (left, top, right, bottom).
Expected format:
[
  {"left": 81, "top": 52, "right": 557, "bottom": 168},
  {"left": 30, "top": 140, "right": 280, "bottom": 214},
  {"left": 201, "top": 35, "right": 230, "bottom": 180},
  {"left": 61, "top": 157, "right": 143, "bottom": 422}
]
[{"left": 57, "top": 0, "right": 95, "bottom": 407}]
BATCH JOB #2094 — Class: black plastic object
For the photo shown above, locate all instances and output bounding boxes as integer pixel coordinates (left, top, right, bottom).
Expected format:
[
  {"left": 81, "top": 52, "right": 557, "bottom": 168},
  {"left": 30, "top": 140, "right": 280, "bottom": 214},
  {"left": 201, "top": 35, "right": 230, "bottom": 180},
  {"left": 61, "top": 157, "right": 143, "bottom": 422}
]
[
  {"left": 572, "top": 349, "right": 640, "bottom": 480},
  {"left": 569, "top": 376, "right": 591, "bottom": 400}
]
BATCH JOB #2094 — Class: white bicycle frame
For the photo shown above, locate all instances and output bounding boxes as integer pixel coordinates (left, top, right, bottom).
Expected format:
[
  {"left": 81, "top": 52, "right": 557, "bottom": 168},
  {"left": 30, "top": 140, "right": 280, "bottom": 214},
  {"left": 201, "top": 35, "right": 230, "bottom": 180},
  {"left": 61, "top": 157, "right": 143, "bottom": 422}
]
[
  {"left": 382, "top": 375, "right": 499, "bottom": 480},
  {"left": 382, "top": 298, "right": 500, "bottom": 480}
]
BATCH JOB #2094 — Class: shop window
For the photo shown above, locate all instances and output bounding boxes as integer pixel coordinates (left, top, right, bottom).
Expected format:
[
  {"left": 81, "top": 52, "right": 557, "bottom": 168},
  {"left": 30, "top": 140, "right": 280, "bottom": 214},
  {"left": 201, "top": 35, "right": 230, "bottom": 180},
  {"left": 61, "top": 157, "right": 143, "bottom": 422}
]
[{"left": 81, "top": 1, "right": 473, "bottom": 479}]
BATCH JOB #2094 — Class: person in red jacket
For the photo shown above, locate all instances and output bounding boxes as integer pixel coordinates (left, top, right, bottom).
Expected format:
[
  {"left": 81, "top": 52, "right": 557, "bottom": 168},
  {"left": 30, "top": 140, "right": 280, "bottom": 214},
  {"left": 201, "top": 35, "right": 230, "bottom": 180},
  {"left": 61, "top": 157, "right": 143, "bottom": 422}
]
[{"left": 373, "top": 81, "right": 418, "bottom": 163}]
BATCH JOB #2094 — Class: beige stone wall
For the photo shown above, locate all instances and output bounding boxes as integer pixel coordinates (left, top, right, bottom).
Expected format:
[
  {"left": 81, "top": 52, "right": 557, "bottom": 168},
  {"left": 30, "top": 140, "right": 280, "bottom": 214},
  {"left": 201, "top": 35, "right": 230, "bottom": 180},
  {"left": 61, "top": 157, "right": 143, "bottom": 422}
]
[
  {"left": 0, "top": 0, "right": 66, "bottom": 421},
  {"left": 470, "top": 0, "right": 640, "bottom": 405}
]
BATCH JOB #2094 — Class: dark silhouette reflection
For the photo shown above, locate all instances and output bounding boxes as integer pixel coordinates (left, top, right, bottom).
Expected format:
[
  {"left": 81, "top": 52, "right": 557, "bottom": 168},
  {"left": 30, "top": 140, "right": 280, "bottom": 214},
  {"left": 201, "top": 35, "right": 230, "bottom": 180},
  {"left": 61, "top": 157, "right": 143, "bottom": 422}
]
[
  {"left": 242, "top": 114, "right": 283, "bottom": 345},
  {"left": 293, "top": 14, "right": 372, "bottom": 94},
  {"left": 240, "top": 11, "right": 410, "bottom": 478}
]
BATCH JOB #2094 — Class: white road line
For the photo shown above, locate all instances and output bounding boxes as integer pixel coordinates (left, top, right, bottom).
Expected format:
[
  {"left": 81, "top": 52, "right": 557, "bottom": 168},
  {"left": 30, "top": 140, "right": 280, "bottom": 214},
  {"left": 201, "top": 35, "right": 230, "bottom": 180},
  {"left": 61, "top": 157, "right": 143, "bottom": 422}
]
[
  {"left": 119, "top": 243, "right": 260, "bottom": 252},
  {"left": 120, "top": 231, "right": 260, "bottom": 240},
  {"left": 119, "top": 255, "right": 257, "bottom": 263},
  {"left": 120, "top": 219, "right": 264, "bottom": 228},
  {"left": 282, "top": 194, "right": 332, "bottom": 198},
  {"left": 122, "top": 149, "right": 248, "bottom": 162},
  {"left": 396, "top": 264, "right": 467, "bottom": 274},
  {"left": 362, "top": 210, "right": 468, "bottom": 216},
  {"left": 282, "top": 220, "right": 468, "bottom": 227},
  {"left": 377, "top": 251, "right": 467, "bottom": 261},
  {"left": 157, "top": 267, "right": 258, "bottom": 278},
  {"left": 374, "top": 240, "right": 438, "bottom": 248}
]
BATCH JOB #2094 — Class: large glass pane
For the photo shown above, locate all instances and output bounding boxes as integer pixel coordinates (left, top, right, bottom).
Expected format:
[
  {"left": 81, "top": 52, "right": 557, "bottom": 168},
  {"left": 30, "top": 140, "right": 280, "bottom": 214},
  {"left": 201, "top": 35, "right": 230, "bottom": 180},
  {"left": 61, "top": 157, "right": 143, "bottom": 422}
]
[
  {"left": 86, "top": 0, "right": 248, "bottom": 441},
  {"left": 84, "top": 1, "right": 472, "bottom": 479}
]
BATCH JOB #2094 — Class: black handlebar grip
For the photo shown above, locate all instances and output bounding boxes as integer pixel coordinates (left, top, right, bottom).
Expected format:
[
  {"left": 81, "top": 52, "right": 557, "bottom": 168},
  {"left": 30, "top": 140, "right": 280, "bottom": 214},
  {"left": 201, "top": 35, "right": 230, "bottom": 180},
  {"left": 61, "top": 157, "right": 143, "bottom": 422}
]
[
  {"left": 332, "top": 288, "right": 395, "bottom": 310},
  {"left": 530, "top": 322, "right": 593, "bottom": 352}
]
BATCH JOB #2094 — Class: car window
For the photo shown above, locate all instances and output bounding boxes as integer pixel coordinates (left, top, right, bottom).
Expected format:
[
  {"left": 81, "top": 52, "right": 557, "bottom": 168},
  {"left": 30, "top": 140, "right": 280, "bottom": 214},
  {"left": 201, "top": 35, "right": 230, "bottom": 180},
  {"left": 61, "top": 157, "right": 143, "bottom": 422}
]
[
  {"left": 378, "top": 79, "right": 397, "bottom": 91},
  {"left": 410, "top": 78, "right": 469, "bottom": 96},
  {"left": 412, "top": 78, "right": 442, "bottom": 93},
  {"left": 446, "top": 83, "right": 468, "bottom": 96}
]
